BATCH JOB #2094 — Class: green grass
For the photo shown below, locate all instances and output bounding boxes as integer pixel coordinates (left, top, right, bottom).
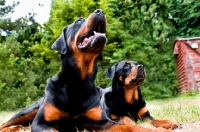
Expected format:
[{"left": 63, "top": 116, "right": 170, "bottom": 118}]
[
  {"left": 1, "top": 93, "right": 200, "bottom": 132},
  {"left": 144, "top": 93, "right": 200, "bottom": 123},
  {"left": 138, "top": 93, "right": 200, "bottom": 132}
]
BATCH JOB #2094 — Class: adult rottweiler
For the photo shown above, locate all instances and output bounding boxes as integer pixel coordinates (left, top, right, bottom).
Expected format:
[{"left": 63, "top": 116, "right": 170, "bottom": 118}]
[
  {"left": 0, "top": 9, "right": 172, "bottom": 132},
  {"left": 100, "top": 60, "right": 181, "bottom": 130}
]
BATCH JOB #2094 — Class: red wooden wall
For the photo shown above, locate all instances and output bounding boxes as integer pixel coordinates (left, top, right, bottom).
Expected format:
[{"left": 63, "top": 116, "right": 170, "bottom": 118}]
[{"left": 173, "top": 37, "right": 200, "bottom": 92}]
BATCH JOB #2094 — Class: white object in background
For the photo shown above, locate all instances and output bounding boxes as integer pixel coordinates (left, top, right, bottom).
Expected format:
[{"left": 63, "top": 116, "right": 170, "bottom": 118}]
[{"left": 191, "top": 43, "right": 198, "bottom": 48}]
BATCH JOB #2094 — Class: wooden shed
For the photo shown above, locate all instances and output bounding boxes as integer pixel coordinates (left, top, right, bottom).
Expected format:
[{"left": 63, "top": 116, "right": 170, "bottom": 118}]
[{"left": 173, "top": 37, "right": 200, "bottom": 92}]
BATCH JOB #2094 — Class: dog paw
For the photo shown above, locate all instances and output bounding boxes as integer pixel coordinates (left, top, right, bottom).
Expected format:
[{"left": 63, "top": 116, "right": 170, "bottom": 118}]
[
  {"left": 0, "top": 126, "right": 30, "bottom": 132},
  {"left": 151, "top": 119, "right": 181, "bottom": 129}
]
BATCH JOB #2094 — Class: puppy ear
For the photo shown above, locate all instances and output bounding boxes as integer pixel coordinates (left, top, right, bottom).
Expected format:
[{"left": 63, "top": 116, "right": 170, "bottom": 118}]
[
  {"left": 51, "top": 26, "right": 68, "bottom": 54},
  {"left": 105, "top": 64, "right": 117, "bottom": 79}
]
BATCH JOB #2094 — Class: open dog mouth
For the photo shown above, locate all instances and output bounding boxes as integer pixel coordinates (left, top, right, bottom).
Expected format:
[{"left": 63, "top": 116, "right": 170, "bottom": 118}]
[{"left": 77, "top": 21, "right": 106, "bottom": 49}]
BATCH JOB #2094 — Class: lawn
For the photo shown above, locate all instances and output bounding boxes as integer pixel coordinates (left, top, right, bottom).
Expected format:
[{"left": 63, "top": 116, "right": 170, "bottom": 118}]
[
  {"left": 1, "top": 93, "right": 200, "bottom": 132},
  {"left": 139, "top": 92, "right": 200, "bottom": 132}
]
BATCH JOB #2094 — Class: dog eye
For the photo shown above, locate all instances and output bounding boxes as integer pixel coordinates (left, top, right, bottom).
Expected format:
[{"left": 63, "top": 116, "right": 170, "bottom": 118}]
[
  {"left": 123, "top": 64, "right": 130, "bottom": 69},
  {"left": 76, "top": 18, "right": 84, "bottom": 24}
]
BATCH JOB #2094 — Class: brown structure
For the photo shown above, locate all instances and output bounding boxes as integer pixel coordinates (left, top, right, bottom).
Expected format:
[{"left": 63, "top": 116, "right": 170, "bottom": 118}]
[{"left": 173, "top": 37, "right": 200, "bottom": 92}]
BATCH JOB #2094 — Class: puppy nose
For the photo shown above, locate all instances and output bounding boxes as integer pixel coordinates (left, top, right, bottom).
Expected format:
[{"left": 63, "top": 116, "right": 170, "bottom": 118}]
[
  {"left": 94, "top": 9, "right": 104, "bottom": 15},
  {"left": 138, "top": 65, "right": 143, "bottom": 70}
]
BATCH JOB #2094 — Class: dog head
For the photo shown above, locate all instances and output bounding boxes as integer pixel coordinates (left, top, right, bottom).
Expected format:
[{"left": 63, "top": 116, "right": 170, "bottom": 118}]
[
  {"left": 51, "top": 9, "right": 106, "bottom": 56},
  {"left": 105, "top": 60, "right": 146, "bottom": 104},
  {"left": 106, "top": 60, "right": 146, "bottom": 88},
  {"left": 52, "top": 9, "right": 106, "bottom": 79}
]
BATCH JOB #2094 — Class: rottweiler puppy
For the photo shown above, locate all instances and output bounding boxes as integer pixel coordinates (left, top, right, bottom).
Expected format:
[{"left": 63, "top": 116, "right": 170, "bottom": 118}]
[
  {"left": 0, "top": 10, "right": 172, "bottom": 132},
  {"left": 100, "top": 60, "right": 180, "bottom": 130}
]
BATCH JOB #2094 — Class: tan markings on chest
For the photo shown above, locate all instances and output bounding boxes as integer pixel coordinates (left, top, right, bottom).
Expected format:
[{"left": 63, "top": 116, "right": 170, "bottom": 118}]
[
  {"left": 123, "top": 86, "right": 138, "bottom": 104},
  {"left": 71, "top": 40, "right": 98, "bottom": 80},
  {"left": 44, "top": 103, "right": 69, "bottom": 122},
  {"left": 76, "top": 53, "right": 98, "bottom": 79},
  {"left": 74, "top": 106, "right": 102, "bottom": 121}
]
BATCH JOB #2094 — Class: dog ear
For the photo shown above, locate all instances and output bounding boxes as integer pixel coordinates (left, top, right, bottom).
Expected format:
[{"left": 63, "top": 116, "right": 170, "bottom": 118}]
[
  {"left": 51, "top": 26, "right": 68, "bottom": 54},
  {"left": 97, "top": 52, "right": 103, "bottom": 60},
  {"left": 105, "top": 64, "right": 117, "bottom": 79}
]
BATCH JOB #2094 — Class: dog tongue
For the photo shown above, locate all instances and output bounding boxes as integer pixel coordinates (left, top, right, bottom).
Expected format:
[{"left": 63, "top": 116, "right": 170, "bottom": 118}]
[
  {"left": 80, "top": 31, "right": 106, "bottom": 48},
  {"left": 81, "top": 36, "right": 94, "bottom": 47}
]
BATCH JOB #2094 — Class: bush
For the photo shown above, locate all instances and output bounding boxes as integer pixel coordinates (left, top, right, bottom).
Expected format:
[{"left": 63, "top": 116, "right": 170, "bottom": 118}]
[{"left": 0, "top": 36, "right": 44, "bottom": 110}]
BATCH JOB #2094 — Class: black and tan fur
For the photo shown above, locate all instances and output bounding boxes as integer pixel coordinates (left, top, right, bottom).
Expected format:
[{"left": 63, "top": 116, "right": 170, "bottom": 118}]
[
  {"left": 0, "top": 10, "right": 172, "bottom": 132},
  {"left": 100, "top": 60, "right": 181, "bottom": 130}
]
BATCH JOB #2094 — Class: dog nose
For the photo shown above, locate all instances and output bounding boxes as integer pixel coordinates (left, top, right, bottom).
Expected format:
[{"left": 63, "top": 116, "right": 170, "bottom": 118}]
[
  {"left": 94, "top": 9, "right": 104, "bottom": 15},
  {"left": 138, "top": 65, "right": 143, "bottom": 70}
]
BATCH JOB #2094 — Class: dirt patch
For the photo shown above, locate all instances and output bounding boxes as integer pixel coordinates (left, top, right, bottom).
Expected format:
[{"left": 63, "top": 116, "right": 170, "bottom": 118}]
[{"left": 175, "top": 121, "right": 200, "bottom": 132}]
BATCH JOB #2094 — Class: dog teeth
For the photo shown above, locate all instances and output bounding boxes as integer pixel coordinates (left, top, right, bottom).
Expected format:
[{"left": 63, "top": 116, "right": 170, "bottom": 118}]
[
  {"left": 93, "top": 31, "right": 106, "bottom": 36},
  {"left": 102, "top": 33, "right": 106, "bottom": 36},
  {"left": 84, "top": 37, "right": 89, "bottom": 41}
]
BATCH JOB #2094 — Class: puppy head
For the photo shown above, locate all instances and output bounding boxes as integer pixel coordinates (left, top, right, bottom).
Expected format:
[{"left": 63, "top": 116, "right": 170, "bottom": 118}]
[{"left": 105, "top": 60, "right": 146, "bottom": 88}]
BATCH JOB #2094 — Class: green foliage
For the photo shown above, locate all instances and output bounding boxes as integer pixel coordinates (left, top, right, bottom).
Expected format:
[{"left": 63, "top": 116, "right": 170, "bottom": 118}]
[
  {"left": 170, "top": 0, "right": 200, "bottom": 37},
  {"left": 0, "top": 36, "right": 39, "bottom": 110},
  {"left": 97, "top": 0, "right": 178, "bottom": 99},
  {"left": 0, "top": 0, "right": 20, "bottom": 32},
  {"left": 47, "top": 0, "right": 98, "bottom": 41},
  {"left": 0, "top": 0, "right": 19, "bottom": 18},
  {"left": 0, "top": 4, "right": 59, "bottom": 110}
]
